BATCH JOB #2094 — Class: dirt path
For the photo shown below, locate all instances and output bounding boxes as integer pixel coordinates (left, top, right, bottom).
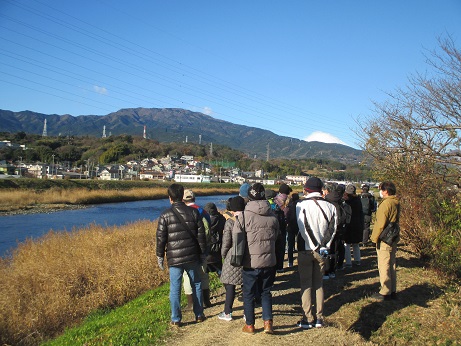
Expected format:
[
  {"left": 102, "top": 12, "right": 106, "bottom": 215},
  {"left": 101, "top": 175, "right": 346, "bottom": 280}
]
[{"left": 165, "top": 246, "right": 384, "bottom": 346}]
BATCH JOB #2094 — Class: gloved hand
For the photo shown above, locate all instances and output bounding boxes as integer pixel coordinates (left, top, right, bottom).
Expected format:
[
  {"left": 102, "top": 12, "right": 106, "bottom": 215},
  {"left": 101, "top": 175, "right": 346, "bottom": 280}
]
[{"left": 157, "top": 256, "right": 164, "bottom": 270}]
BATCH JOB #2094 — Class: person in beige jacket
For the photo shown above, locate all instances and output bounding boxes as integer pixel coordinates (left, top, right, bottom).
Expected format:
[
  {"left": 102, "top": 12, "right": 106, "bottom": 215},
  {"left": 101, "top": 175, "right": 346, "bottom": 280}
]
[{"left": 370, "top": 181, "right": 400, "bottom": 301}]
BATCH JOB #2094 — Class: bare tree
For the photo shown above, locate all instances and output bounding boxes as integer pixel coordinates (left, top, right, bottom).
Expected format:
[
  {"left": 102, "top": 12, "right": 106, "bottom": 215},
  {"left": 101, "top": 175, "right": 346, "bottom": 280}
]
[{"left": 357, "top": 36, "right": 461, "bottom": 254}]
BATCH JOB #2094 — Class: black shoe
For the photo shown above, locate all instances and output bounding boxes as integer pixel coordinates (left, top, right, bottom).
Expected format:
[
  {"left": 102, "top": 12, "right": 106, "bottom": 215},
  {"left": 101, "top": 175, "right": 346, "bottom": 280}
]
[{"left": 390, "top": 292, "right": 398, "bottom": 300}]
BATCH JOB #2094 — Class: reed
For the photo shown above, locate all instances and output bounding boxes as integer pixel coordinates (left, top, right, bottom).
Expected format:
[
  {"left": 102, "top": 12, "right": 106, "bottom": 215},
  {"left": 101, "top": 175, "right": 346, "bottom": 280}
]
[
  {"left": 0, "top": 186, "right": 238, "bottom": 212},
  {"left": 0, "top": 219, "right": 168, "bottom": 345}
]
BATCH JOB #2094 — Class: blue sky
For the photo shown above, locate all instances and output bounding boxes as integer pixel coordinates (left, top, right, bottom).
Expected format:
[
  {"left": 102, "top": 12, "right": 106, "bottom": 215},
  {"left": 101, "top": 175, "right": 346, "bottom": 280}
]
[{"left": 1, "top": 1, "right": 460, "bottom": 149}]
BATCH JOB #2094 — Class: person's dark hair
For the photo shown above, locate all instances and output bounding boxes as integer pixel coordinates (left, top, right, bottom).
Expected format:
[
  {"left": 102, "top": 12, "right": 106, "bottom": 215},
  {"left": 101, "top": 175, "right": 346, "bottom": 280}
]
[
  {"left": 168, "top": 183, "right": 184, "bottom": 202},
  {"left": 379, "top": 181, "right": 396, "bottom": 196},
  {"left": 291, "top": 192, "right": 300, "bottom": 201}
]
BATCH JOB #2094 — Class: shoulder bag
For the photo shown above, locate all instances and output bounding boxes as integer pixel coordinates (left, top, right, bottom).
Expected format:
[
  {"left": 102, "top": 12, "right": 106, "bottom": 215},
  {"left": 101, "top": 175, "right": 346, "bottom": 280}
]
[
  {"left": 230, "top": 212, "right": 246, "bottom": 267},
  {"left": 378, "top": 222, "right": 400, "bottom": 246}
]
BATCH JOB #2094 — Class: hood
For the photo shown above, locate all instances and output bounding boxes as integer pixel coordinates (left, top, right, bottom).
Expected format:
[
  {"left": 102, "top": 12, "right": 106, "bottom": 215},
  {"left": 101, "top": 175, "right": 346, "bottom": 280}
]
[
  {"left": 245, "top": 199, "right": 273, "bottom": 216},
  {"left": 204, "top": 202, "right": 218, "bottom": 216}
]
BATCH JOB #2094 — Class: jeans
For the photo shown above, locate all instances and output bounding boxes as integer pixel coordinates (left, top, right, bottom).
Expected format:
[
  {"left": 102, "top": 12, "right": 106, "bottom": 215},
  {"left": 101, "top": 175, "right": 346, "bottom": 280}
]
[
  {"left": 275, "top": 230, "right": 287, "bottom": 270},
  {"left": 345, "top": 243, "right": 361, "bottom": 265},
  {"left": 242, "top": 267, "right": 276, "bottom": 325},
  {"left": 169, "top": 261, "right": 204, "bottom": 323}
]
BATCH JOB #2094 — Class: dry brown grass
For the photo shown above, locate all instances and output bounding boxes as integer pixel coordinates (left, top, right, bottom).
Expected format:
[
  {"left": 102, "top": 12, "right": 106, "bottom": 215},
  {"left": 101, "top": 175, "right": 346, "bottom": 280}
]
[
  {"left": 0, "top": 186, "right": 238, "bottom": 212},
  {"left": 0, "top": 219, "right": 168, "bottom": 345}
]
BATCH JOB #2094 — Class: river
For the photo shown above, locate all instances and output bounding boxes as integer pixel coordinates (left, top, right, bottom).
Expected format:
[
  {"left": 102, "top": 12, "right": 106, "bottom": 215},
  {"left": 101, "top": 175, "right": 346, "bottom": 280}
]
[{"left": 0, "top": 194, "right": 232, "bottom": 257}]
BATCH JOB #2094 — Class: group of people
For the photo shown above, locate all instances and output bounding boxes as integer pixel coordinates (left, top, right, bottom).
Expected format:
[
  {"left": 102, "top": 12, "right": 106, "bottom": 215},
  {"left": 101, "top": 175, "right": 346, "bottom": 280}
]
[{"left": 155, "top": 178, "right": 400, "bottom": 333}]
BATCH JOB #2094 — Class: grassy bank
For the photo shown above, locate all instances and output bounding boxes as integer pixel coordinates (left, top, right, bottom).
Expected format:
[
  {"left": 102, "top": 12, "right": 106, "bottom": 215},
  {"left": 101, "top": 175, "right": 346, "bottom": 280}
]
[
  {"left": 0, "top": 179, "right": 239, "bottom": 213},
  {"left": 1, "top": 215, "right": 460, "bottom": 345},
  {"left": 0, "top": 220, "right": 168, "bottom": 345}
]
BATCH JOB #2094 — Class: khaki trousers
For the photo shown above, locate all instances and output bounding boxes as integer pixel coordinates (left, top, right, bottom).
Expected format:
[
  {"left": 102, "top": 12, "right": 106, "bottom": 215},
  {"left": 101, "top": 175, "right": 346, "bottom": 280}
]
[
  {"left": 298, "top": 250, "right": 324, "bottom": 322},
  {"left": 376, "top": 241, "right": 397, "bottom": 295}
]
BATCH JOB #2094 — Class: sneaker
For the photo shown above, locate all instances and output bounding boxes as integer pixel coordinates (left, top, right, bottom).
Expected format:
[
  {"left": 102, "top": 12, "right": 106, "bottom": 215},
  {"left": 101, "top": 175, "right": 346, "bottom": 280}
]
[
  {"left": 344, "top": 263, "right": 352, "bottom": 268},
  {"left": 353, "top": 261, "right": 361, "bottom": 266},
  {"left": 323, "top": 275, "right": 330, "bottom": 280},
  {"left": 276, "top": 269, "right": 284, "bottom": 273},
  {"left": 218, "top": 311, "right": 232, "bottom": 321},
  {"left": 315, "top": 319, "right": 324, "bottom": 328},
  {"left": 297, "top": 319, "right": 313, "bottom": 329},
  {"left": 329, "top": 272, "right": 336, "bottom": 279},
  {"left": 370, "top": 292, "right": 390, "bottom": 301},
  {"left": 391, "top": 292, "right": 398, "bottom": 300},
  {"left": 264, "top": 319, "right": 274, "bottom": 334},
  {"left": 336, "top": 265, "right": 344, "bottom": 271},
  {"left": 170, "top": 321, "right": 181, "bottom": 327},
  {"left": 242, "top": 324, "right": 255, "bottom": 334},
  {"left": 196, "top": 315, "right": 207, "bottom": 323}
]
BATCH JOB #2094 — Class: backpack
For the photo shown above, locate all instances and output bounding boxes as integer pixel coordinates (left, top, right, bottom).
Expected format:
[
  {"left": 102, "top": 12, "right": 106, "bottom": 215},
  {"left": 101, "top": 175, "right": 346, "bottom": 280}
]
[
  {"left": 361, "top": 193, "right": 376, "bottom": 216},
  {"left": 340, "top": 201, "right": 352, "bottom": 226},
  {"left": 269, "top": 198, "right": 287, "bottom": 232}
]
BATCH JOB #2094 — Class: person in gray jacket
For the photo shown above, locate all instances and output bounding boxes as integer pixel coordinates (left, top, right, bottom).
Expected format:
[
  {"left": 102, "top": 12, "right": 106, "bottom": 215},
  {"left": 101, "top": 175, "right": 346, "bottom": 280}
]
[
  {"left": 218, "top": 196, "right": 246, "bottom": 321},
  {"left": 233, "top": 183, "right": 279, "bottom": 334}
]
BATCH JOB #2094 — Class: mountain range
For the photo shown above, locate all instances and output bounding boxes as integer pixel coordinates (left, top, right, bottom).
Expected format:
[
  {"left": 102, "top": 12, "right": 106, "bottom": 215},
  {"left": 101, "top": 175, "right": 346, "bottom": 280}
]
[{"left": 0, "top": 108, "right": 362, "bottom": 163}]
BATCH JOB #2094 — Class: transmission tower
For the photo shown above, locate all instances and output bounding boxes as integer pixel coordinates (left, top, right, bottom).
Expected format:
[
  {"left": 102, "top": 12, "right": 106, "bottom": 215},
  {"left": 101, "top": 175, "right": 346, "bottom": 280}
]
[{"left": 42, "top": 119, "right": 47, "bottom": 137}]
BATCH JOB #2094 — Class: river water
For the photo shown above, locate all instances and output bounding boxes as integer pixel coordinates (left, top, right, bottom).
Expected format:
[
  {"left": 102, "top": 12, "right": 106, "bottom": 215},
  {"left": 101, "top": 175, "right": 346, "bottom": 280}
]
[{"left": 0, "top": 194, "right": 232, "bottom": 257}]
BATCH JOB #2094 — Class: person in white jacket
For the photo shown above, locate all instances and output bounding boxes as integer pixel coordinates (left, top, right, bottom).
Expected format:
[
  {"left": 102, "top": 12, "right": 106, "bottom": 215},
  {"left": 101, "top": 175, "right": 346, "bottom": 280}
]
[{"left": 296, "top": 177, "right": 337, "bottom": 329}]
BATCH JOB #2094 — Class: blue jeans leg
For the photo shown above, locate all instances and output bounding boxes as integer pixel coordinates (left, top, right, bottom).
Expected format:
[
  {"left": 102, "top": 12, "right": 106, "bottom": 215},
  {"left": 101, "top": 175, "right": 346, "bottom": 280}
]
[
  {"left": 242, "top": 268, "right": 257, "bottom": 325},
  {"left": 184, "top": 262, "right": 204, "bottom": 318},
  {"left": 169, "top": 266, "right": 184, "bottom": 323},
  {"left": 260, "top": 267, "right": 275, "bottom": 321}
]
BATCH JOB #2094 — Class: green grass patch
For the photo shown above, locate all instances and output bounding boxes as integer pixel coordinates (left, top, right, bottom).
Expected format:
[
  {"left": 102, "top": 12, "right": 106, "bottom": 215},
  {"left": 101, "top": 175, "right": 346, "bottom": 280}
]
[{"left": 42, "top": 284, "right": 173, "bottom": 346}]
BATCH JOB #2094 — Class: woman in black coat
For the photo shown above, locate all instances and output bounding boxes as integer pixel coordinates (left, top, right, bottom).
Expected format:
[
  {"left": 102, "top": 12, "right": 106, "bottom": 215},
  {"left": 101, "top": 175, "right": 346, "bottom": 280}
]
[{"left": 344, "top": 184, "right": 364, "bottom": 267}]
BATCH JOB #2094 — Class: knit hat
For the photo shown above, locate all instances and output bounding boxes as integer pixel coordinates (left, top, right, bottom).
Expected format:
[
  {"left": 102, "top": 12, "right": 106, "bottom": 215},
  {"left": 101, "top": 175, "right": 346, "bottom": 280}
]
[
  {"left": 265, "top": 189, "right": 276, "bottom": 199},
  {"left": 345, "top": 184, "right": 356, "bottom": 195},
  {"left": 229, "top": 196, "right": 245, "bottom": 212},
  {"left": 303, "top": 177, "right": 323, "bottom": 193},
  {"left": 361, "top": 184, "right": 370, "bottom": 192},
  {"left": 239, "top": 183, "right": 250, "bottom": 198},
  {"left": 279, "top": 183, "right": 292, "bottom": 195},
  {"left": 183, "top": 189, "right": 195, "bottom": 201},
  {"left": 248, "top": 183, "right": 265, "bottom": 200}
]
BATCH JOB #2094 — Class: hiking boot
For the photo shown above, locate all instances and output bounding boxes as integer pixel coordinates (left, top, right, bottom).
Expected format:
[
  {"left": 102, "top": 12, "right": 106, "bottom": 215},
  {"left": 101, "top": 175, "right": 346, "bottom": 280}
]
[
  {"left": 242, "top": 324, "right": 255, "bottom": 334},
  {"left": 315, "top": 319, "right": 324, "bottom": 328},
  {"left": 170, "top": 321, "right": 181, "bottom": 327},
  {"left": 196, "top": 315, "right": 207, "bottom": 323},
  {"left": 218, "top": 311, "right": 232, "bottom": 321},
  {"left": 297, "top": 319, "right": 313, "bottom": 329},
  {"left": 264, "top": 319, "right": 274, "bottom": 334}
]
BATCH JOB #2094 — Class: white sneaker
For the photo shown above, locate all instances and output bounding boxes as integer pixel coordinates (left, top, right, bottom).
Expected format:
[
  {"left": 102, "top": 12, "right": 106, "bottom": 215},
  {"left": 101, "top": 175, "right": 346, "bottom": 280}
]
[{"left": 218, "top": 311, "right": 232, "bottom": 321}]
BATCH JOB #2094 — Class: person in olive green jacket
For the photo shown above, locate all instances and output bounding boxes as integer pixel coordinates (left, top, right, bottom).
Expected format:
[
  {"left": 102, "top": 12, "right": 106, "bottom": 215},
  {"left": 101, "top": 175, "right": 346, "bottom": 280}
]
[{"left": 370, "top": 181, "right": 400, "bottom": 301}]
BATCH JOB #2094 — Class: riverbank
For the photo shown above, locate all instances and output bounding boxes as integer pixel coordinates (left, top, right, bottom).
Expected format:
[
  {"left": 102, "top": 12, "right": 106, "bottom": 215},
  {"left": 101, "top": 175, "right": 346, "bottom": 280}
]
[{"left": 0, "top": 179, "right": 240, "bottom": 215}]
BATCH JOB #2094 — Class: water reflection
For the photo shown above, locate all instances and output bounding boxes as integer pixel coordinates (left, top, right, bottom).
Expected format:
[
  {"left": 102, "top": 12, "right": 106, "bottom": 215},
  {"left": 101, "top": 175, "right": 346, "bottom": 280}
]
[{"left": 0, "top": 194, "right": 232, "bottom": 257}]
